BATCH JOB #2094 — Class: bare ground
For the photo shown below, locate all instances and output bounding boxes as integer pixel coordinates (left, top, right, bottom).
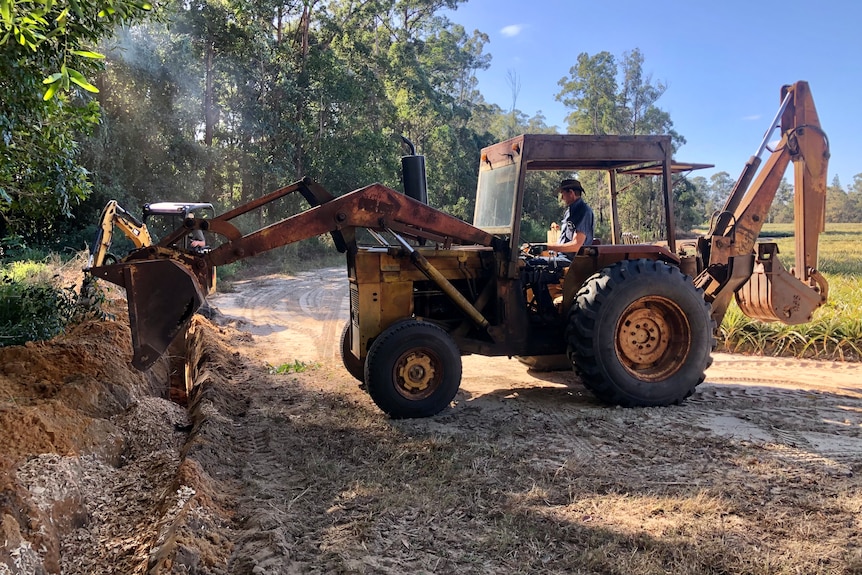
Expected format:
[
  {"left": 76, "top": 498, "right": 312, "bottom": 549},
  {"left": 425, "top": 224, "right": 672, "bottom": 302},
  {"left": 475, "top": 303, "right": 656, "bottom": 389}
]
[{"left": 2, "top": 268, "right": 862, "bottom": 574}]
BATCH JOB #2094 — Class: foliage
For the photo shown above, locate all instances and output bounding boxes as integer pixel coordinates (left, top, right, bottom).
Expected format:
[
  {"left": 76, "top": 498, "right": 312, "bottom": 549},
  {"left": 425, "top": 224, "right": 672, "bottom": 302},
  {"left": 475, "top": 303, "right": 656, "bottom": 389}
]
[
  {"left": 0, "top": 234, "right": 45, "bottom": 261},
  {"left": 0, "top": 0, "right": 156, "bottom": 241},
  {"left": 554, "top": 49, "right": 702, "bottom": 239},
  {"left": 0, "top": 267, "right": 77, "bottom": 346},
  {"left": 556, "top": 49, "right": 683, "bottom": 147},
  {"left": 268, "top": 359, "right": 320, "bottom": 374}
]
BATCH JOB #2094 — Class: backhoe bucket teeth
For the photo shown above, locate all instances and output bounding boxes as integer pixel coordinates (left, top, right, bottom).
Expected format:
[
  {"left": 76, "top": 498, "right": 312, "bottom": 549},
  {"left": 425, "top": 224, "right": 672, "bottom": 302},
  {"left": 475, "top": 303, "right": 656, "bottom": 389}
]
[{"left": 89, "top": 259, "right": 205, "bottom": 370}]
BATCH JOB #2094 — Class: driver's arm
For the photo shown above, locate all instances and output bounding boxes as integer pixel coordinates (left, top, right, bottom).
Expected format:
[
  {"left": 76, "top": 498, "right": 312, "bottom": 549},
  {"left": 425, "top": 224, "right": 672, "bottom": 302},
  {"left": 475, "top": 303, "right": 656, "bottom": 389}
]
[{"left": 546, "top": 230, "right": 586, "bottom": 254}]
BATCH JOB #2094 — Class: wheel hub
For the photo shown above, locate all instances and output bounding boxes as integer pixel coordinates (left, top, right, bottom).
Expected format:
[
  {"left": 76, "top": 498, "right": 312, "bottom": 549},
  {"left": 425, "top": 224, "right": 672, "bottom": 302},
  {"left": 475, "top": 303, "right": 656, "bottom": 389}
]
[
  {"left": 397, "top": 352, "right": 435, "bottom": 393},
  {"left": 615, "top": 296, "right": 690, "bottom": 381},
  {"left": 619, "top": 307, "right": 669, "bottom": 365}
]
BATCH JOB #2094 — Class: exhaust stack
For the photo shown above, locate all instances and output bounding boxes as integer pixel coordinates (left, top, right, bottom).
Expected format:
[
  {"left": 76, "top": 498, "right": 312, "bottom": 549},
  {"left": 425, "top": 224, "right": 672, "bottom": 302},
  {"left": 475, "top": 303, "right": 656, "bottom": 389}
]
[{"left": 400, "top": 136, "right": 428, "bottom": 205}]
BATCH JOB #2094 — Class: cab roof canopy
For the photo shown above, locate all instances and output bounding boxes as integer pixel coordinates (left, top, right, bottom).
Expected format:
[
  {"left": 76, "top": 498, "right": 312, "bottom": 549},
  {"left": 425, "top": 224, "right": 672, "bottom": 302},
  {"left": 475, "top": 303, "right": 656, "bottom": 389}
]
[{"left": 485, "top": 133, "right": 712, "bottom": 174}]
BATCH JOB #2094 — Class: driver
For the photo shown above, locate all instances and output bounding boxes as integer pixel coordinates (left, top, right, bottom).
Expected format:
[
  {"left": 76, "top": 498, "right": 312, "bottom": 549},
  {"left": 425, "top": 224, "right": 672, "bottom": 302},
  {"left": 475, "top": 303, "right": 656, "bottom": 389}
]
[{"left": 546, "top": 178, "right": 594, "bottom": 254}]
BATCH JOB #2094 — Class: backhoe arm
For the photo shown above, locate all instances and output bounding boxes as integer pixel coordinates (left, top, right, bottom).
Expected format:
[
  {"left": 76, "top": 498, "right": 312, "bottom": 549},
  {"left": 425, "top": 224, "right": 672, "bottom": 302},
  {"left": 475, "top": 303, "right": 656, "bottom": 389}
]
[
  {"left": 88, "top": 200, "right": 153, "bottom": 268},
  {"left": 695, "top": 81, "right": 829, "bottom": 326}
]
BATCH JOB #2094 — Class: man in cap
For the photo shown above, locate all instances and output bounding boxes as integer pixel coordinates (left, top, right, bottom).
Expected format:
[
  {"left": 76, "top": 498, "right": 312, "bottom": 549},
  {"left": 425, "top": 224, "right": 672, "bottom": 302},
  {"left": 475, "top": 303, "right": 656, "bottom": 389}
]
[{"left": 546, "top": 178, "right": 594, "bottom": 254}]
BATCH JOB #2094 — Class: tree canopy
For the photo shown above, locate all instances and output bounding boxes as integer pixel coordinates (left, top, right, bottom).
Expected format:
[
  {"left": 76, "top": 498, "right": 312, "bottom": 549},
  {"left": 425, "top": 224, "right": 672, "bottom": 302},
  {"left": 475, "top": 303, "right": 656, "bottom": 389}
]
[
  {"left": 0, "top": 0, "right": 153, "bottom": 240},
  {"left": 3, "top": 1, "right": 857, "bottom": 254}
]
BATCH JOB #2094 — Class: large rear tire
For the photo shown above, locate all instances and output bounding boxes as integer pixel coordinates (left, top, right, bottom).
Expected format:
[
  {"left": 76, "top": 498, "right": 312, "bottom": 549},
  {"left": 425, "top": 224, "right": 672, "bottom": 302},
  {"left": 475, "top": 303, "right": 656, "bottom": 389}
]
[
  {"left": 566, "top": 259, "right": 714, "bottom": 407},
  {"left": 364, "top": 319, "right": 461, "bottom": 418},
  {"left": 340, "top": 321, "right": 365, "bottom": 383}
]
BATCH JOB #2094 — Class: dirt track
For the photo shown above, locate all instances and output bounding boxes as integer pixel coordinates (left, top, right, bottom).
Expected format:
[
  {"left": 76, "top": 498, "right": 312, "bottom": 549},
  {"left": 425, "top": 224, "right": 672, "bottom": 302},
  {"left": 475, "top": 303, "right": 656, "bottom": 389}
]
[
  {"left": 199, "top": 270, "right": 862, "bottom": 573},
  {"left": 213, "top": 267, "right": 862, "bottom": 403},
  {"left": 3, "top": 268, "right": 862, "bottom": 574}
]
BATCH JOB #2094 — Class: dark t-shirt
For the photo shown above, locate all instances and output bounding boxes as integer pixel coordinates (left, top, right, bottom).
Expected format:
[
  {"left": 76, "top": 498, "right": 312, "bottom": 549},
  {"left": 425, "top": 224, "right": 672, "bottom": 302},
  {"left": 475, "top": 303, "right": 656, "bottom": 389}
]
[{"left": 559, "top": 198, "right": 594, "bottom": 248}]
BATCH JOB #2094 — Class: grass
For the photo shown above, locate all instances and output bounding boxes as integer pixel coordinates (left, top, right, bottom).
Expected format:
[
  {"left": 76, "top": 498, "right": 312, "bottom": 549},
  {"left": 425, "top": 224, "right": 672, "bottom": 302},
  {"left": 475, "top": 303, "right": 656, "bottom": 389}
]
[
  {"left": 718, "top": 223, "right": 862, "bottom": 360},
  {"left": 268, "top": 359, "right": 321, "bottom": 374}
]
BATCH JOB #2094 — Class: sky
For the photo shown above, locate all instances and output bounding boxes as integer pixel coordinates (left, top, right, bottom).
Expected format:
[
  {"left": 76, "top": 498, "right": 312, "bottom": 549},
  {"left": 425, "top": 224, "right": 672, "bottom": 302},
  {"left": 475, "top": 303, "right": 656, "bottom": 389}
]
[{"left": 445, "top": 0, "right": 861, "bottom": 188}]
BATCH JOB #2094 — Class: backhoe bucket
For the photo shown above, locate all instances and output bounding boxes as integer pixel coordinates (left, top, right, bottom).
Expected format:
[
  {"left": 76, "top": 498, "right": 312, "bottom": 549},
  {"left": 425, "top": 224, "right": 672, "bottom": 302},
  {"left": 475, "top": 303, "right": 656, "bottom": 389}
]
[
  {"left": 735, "top": 243, "right": 827, "bottom": 325},
  {"left": 89, "top": 259, "right": 206, "bottom": 370}
]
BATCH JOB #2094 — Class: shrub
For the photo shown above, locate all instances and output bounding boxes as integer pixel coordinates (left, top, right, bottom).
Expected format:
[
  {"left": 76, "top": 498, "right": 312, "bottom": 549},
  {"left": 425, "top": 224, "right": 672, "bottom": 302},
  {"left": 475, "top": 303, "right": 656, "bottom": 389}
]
[{"left": 0, "top": 272, "right": 77, "bottom": 347}]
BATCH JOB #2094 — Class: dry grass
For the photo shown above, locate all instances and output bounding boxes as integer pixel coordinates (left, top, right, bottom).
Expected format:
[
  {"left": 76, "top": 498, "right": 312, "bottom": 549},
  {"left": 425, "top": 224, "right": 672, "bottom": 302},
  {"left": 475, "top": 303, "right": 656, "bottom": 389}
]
[
  {"left": 254, "top": 383, "right": 862, "bottom": 574},
  {"left": 183, "top": 318, "right": 862, "bottom": 575}
]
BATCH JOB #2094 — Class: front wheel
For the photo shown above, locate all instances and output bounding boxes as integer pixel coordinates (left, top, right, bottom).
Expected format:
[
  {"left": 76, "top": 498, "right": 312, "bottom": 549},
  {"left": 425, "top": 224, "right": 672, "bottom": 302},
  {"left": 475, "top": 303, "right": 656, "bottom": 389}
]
[
  {"left": 364, "top": 319, "right": 462, "bottom": 418},
  {"left": 340, "top": 321, "right": 365, "bottom": 383},
  {"left": 567, "top": 259, "right": 715, "bottom": 407}
]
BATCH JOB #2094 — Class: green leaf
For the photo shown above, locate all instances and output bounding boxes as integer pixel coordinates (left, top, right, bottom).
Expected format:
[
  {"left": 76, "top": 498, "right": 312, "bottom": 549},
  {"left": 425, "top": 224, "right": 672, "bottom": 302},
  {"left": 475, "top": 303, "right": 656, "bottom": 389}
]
[
  {"left": 70, "top": 49, "right": 105, "bottom": 59},
  {"left": 0, "top": 0, "right": 10, "bottom": 26},
  {"left": 42, "top": 81, "right": 59, "bottom": 100},
  {"left": 55, "top": 7, "right": 68, "bottom": 24},
  {"left": 68, "top": 68, "right": 99, "bottom": 93},
  {"left": 0, "top": 188, "right": 11, "bottom": 203},
  {"left": 42, "top": 72, "right": 62, "bottom": 84},
  {"left": 68, "top": 0, "right": 83, "bottom": 19},
  {"left": 20, "top": 26, "right": 38, "bottom": 49}
]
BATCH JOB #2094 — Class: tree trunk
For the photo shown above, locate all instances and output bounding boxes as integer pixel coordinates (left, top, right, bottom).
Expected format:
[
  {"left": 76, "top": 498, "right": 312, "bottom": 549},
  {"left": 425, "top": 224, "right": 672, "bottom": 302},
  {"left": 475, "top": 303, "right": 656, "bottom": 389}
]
[{"left": 203, "top": 41, "right": 216, "bottom": 203}]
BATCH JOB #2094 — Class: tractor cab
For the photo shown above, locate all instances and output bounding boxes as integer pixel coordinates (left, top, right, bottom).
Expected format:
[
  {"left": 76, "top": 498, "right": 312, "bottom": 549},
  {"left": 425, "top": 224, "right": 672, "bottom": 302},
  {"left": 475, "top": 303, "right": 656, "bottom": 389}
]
[
  {"left": 474, "top": 134, "right": 711, "bottom": 324},
  {"left": 142, "top": 202, "right": 215, "bottom": 251}
]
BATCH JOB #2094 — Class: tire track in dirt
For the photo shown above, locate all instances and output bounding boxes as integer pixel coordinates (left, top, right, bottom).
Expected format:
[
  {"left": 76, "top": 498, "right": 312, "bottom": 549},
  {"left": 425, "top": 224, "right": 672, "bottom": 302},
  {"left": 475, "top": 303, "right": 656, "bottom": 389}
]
[
  {"left": 210, "top": 268, "right": 349, "bottom": 367},
  {"left": 211, "top": 269, "right": 862, "bottom": 472}
]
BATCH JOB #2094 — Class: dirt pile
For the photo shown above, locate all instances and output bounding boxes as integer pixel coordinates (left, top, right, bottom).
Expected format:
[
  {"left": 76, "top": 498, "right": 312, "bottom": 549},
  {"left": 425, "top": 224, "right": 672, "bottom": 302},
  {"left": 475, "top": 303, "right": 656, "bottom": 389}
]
[{"left": 0, "top": 307, "right": 188, "bottom": 574}]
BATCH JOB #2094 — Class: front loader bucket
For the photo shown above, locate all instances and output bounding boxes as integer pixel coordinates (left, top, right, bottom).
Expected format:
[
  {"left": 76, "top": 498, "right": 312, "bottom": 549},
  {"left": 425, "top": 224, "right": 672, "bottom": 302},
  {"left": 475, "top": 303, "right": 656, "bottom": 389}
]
[{"left": 89, "top": 259, "right": 206, "bottom": 370}]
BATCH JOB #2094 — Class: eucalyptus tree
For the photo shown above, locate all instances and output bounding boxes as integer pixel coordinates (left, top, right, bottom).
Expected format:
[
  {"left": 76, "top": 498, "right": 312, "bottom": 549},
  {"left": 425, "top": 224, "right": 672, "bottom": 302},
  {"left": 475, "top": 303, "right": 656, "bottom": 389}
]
[
  {"left": 555, "top": 48, "right": 702, "bottom": 239},
  {"left": 354, "top": 0, "right": 491, "bottom": 214},
  {"left": 71, "top": 0, "right": 495, "bottom": 253},
  {"left": 849, "top": 174, "right": 862, "bottom": 222}
]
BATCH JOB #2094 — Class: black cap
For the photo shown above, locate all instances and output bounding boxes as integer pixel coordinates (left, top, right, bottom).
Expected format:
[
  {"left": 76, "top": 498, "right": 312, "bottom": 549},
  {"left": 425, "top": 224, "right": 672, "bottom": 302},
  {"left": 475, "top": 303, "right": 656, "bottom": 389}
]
[{"left": 559, "top": 179, "right": 584, "bottom": 194}]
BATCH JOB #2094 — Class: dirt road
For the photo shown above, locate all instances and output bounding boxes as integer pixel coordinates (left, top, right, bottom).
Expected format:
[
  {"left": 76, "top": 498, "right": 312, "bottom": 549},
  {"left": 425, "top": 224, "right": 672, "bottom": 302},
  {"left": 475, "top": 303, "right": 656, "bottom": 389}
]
[{"left": 212, "top": 267, "right": 862, "bottom": 401}]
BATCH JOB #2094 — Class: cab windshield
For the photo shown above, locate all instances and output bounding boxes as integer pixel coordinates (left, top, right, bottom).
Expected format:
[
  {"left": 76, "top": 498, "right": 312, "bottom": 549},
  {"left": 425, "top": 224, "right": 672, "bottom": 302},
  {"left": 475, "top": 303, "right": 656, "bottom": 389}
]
[{"left": 472, "top": 163, "right": 518, "bottom": 234}]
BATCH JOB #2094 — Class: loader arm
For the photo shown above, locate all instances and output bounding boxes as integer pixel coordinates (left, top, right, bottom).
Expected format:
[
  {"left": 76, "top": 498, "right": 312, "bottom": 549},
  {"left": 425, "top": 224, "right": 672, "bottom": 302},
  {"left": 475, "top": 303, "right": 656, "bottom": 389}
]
[
  {"left": 89, "top": 181, "right": 501, "bottom": 369},
  {"left": 205, "top": 182, "right": 499, "bottom": 268},
  {"left": 695, "top": 81, "right": 829, "bottom": 326}
]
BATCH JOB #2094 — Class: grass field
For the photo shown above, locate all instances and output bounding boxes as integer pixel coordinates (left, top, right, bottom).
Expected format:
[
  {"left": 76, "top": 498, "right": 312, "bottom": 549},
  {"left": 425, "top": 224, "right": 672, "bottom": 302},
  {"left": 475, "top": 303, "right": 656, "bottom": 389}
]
[{"left": 718, "top": 223, "right": 862, "bottom": 360}]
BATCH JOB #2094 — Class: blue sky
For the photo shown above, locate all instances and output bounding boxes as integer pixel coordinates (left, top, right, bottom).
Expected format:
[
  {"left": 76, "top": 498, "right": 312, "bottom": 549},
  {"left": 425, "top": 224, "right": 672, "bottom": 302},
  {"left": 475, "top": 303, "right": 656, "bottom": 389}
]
[{"left": 446, "top": 0, "right": 861, "bottom": 188}]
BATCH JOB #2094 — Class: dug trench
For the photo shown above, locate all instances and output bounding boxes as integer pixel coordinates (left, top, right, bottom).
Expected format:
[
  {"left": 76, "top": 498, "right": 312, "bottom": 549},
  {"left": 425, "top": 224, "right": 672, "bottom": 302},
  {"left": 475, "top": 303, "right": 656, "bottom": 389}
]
[{"left": 2, "top": 268, "right": 862, "bottom": 574}]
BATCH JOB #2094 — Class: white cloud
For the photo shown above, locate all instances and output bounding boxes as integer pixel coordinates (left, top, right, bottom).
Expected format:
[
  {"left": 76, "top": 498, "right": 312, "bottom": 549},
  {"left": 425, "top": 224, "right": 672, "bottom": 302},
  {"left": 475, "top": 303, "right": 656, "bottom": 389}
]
[
  {"left": 742, "top": 114, "right": 761, "bottom": 121},
  {"left": 500, "top": 24, "right": 523, "bottom": 37}
]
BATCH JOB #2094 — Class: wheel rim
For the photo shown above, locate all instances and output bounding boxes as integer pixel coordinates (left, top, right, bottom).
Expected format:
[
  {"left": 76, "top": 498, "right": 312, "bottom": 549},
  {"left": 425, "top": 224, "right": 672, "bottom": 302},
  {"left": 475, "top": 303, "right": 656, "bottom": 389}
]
[
  {"left": 615, "top": 296, "right": 691, "bottom": 381},
  {"left": 393, "top": 349, "right": 441, "bottom": 400}
]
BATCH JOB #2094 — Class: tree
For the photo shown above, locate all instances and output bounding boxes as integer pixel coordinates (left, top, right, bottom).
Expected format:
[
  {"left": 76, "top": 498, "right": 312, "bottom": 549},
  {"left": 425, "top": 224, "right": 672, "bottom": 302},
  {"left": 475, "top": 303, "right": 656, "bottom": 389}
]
[
  {"left": 0, "top": 0, "right": 154, "bottom": 241},
  {"left": 59, "top": 0, "right": 497, "bottom": 258},
  {"left": 767, "top": 178, "right": 793, "bottom": 223},
  {"left": 556, "top": 51, "right": 617, "bottom": 135},
  {"left": 825, "top": 175, "right": 850, "bottom": 223},
  {"left": 555, "top": 48, "right": 698, "bottom": 238},
  {"left": 848, "top": 174, "right": 862, "bottom": 222}
]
